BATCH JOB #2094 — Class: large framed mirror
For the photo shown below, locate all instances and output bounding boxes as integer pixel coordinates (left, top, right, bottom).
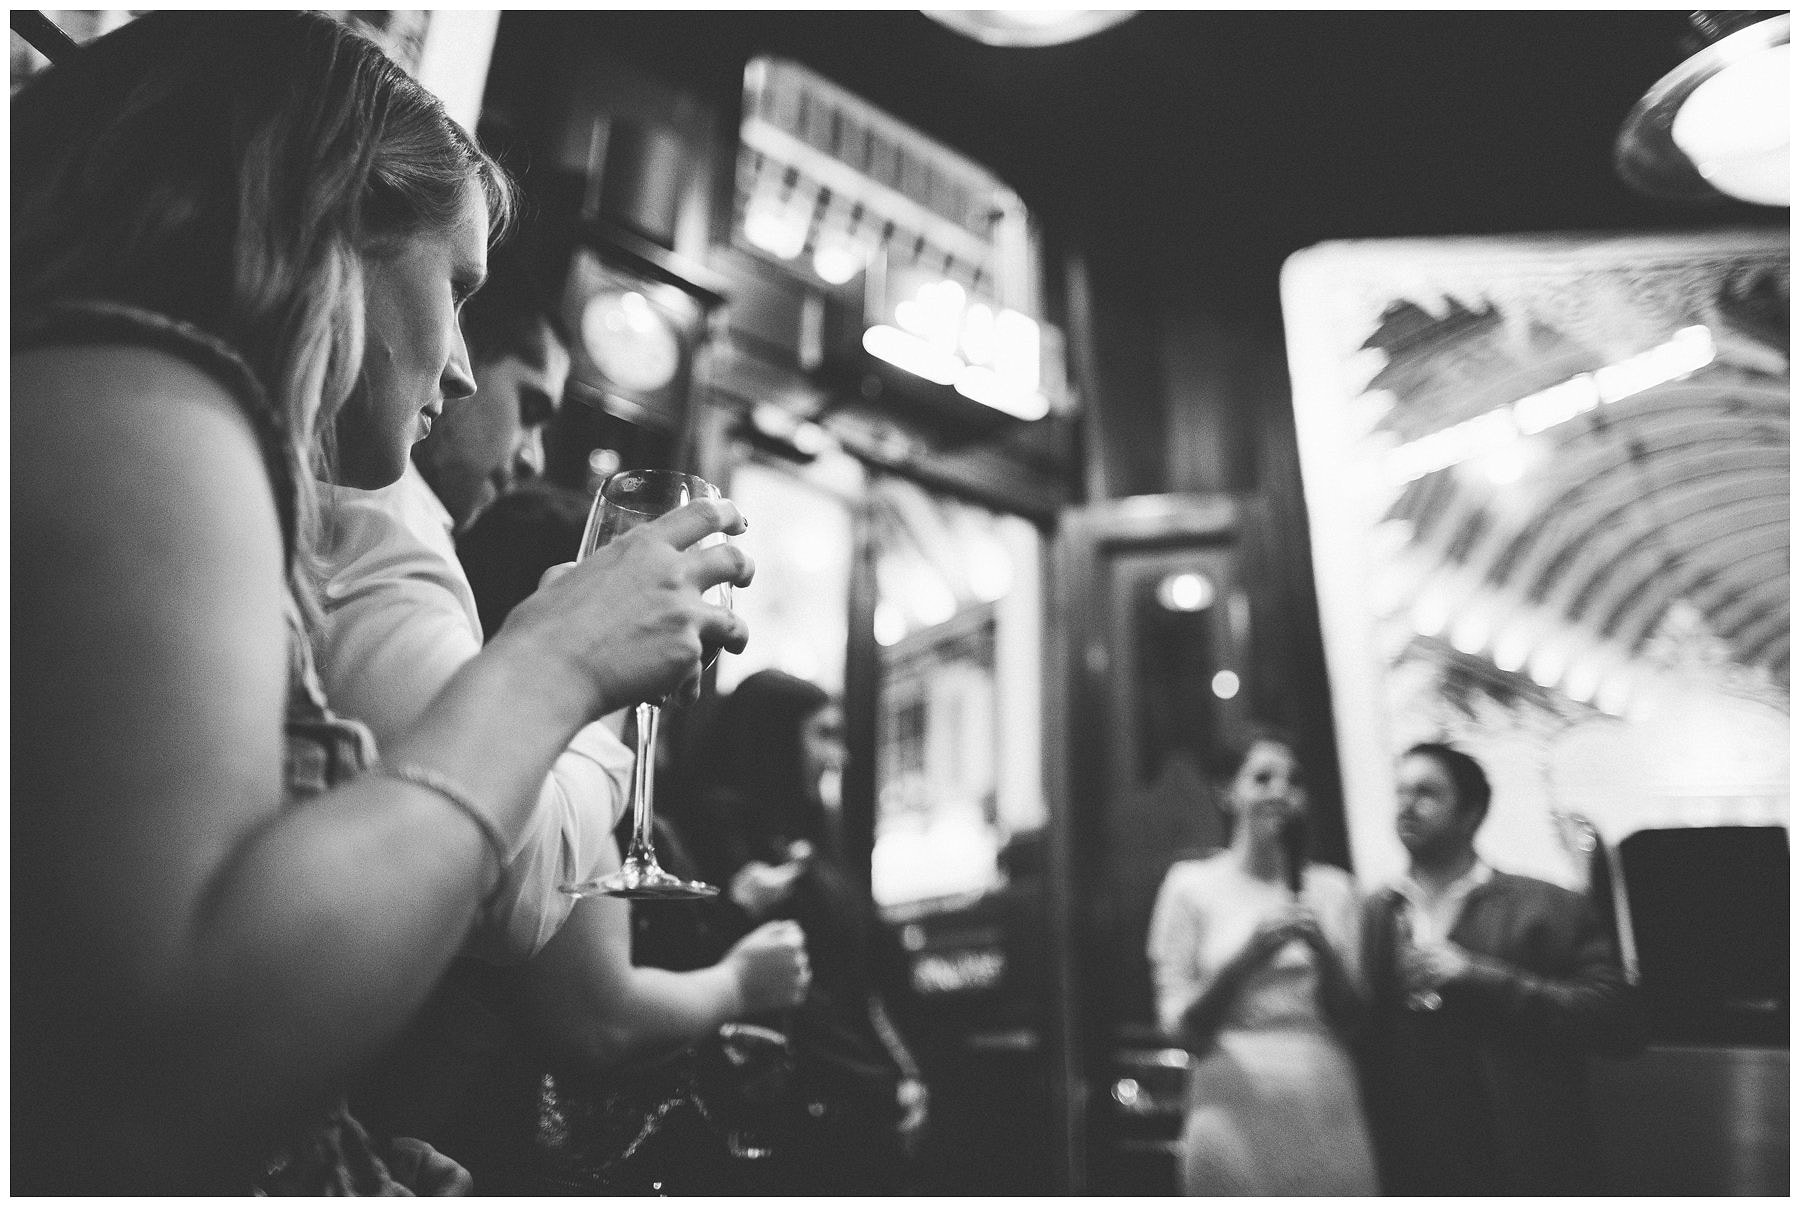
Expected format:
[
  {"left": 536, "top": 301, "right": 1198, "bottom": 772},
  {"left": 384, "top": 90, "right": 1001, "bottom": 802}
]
[{"left": 1282, "top": 229, "right": 1788, "bottom": 891}]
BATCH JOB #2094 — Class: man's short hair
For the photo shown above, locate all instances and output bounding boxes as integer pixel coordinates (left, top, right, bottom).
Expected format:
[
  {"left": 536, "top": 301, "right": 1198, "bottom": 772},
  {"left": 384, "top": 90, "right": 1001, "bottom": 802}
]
[
  {"left": 463, "top": 116, "right": 571, "bottom": 367},
  {"left": 456, "top": 481, "right": 592, "bottom": 637},
  {"left": 462, "top": 249, "right": 568, "bottom": 368},
  {"left": 1404, "top": 741, "right": 1491, "bottom": 823}
]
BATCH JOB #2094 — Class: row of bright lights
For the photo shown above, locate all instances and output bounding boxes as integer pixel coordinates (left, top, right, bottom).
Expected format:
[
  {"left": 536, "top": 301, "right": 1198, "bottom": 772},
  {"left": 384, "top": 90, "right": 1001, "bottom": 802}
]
[
  {"left": 863, "top": 273, "right": 1050, "bottom": 420},
  {"left": 742, "top": 189, "right": 876, "bottom": 285},
  {"left": 743, "top": 189, "right": 1051, "bottom": 422},
  {"left": 1384, "top": 325, "right": 1715, "bottom": 485},
  {"left": 861, "top": 326, "right": 1050, "bottom": 421}
]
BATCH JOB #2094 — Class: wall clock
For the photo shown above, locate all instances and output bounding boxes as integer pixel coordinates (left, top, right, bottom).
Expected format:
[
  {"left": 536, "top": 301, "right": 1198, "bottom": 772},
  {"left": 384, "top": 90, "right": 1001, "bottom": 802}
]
[
  {"left": 580, "top": 286, "right": 684, "bottom": 394},
  {"left": 561, "top": 244, "right": 709, "bottom": 431}
]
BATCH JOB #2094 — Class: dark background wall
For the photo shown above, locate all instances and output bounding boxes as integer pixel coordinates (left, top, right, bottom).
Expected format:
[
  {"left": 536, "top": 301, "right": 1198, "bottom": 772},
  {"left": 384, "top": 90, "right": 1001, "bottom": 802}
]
[
  {"left": 485, "top": 10, "right": 1778, "bottom": 477},
  {"left": 479, "top": 13, "right": 1785, "bottom": 1194},
  {"left": 481, "top": 7, "right": 1783, "bottom": 869}
]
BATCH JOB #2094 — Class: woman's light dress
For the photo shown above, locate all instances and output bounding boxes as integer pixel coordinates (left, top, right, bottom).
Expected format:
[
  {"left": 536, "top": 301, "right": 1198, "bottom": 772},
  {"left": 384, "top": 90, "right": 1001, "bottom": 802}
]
[{"left": 1147, "top": 854, "right": 1378, "bottom": 1196}]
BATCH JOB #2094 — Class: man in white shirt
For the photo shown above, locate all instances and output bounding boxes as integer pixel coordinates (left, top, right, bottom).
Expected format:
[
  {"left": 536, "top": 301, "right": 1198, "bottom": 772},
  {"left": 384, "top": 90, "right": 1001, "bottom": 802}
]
[
  {"left": 323, "top": 278, "right": 610, "bottom": 957},
  {"left": 320, "top": 278, "right": 809, "bottom": 1188},
  {"left": 1359, "top": 741, "right": 1643, "bottom": 1195},
  {"left": 323, "top": 449, "right": 626, "bottom": 960}
]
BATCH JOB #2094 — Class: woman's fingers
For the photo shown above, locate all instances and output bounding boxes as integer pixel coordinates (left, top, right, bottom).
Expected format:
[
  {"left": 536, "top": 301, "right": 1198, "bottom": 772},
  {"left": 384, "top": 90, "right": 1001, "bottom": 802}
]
[
  {"left": 496, "top": 494, "right": 753, "bottom": 716},
  {"left": 686, "top": 537, "right": 755, "bottom": 591},
  {"left": 699, "top": 600, "right": 750, "bottom": 656},
  {"left": 646, "top": 495, "right": 747, "bottom": 550}
]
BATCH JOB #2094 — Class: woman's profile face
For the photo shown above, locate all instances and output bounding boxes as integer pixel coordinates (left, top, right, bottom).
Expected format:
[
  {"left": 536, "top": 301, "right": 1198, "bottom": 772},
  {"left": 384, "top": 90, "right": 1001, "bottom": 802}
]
[
  {"left": 1228, "top": 739, "right": 1308, "bottom": 838},
  {"left": 332, "top": 180, "right": 488, "bottom": 489}
]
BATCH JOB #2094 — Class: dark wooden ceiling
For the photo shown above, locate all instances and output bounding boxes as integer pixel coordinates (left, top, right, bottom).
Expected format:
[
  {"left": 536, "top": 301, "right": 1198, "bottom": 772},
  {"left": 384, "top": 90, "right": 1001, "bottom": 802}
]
[{"left": 489, "top": 9, "right": 1786, "bottom": 302}]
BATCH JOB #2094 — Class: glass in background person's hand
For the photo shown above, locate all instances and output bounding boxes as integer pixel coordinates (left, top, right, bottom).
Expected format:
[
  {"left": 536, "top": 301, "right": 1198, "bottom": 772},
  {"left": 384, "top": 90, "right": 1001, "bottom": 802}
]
[{"left": 1394, "top": 909, "right": 1444, "bottom": 1012}]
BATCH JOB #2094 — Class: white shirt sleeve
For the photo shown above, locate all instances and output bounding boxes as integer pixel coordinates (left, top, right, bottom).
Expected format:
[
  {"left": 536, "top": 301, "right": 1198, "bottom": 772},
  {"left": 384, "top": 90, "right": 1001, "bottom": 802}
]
[
  {"left": 1146, "top": 861, "right": 1206, "bottom": 1037},
  {"left": 319, "top": 471, "right": 631, "bottom": 964}
]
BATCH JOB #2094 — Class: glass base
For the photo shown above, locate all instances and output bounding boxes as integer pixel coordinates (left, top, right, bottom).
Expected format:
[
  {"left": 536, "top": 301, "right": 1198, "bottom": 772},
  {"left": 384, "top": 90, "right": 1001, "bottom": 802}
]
[{"left": 562, "top": 857, "right": 720, "bottom": 901}]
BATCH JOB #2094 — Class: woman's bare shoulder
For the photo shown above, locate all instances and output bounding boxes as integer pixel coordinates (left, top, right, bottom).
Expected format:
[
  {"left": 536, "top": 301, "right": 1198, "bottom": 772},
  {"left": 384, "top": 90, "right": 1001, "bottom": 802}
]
[
  {"left": 14, "top": 341, "right": 286, "bottom": 604},
  {"left": 15, "top": 340, "right": 261, "bottom": 431},
  {"left": 15, "top": 342, "right": 275, "bottom": 501},
  {"left": 1159, "top": 851, "right": 1232, "bottom": 892}
]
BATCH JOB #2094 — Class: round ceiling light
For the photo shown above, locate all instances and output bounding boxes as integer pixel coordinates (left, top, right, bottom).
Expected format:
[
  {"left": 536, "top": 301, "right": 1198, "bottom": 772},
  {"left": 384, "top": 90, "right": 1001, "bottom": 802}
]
[
  {"left": 1670, "top": 40, "right": 1790, "bottom": 205},
  {"left": 1615, "top": 12, "right": 1790, "bottom": 207},
  {"left": 922, "top": 9, "right": 1137, "bottom": 48}
]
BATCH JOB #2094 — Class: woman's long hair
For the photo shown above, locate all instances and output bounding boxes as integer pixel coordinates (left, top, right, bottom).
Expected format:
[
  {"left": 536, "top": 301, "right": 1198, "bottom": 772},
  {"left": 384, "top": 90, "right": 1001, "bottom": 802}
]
[
  {"left": 12, "top": 11, "right": 516, "bottom": 609},
  {"left": 689, "top": 669, "right": 835, "bottom": 859}
]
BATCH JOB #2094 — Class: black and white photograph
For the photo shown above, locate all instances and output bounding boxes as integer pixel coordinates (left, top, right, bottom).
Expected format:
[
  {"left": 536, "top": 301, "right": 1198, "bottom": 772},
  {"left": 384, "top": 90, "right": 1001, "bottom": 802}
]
[{"left": 11, "top": 7, "right": 1788, "bottom": 1196}]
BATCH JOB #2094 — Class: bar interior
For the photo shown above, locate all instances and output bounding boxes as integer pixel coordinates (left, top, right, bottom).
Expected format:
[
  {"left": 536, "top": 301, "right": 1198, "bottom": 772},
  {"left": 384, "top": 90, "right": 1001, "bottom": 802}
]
[{"left": 11, "top": 8, "right": 1789, "bottom": 1197}]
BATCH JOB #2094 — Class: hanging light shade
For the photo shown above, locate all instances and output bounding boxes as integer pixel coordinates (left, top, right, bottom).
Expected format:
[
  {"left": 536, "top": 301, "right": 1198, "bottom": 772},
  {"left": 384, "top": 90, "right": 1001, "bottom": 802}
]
[
  {"left": 1615, "top": 11, "right": 1790, "bottom": 207},
  {"left": 922, "top": 9, "right": 1136, "bottom": 48}
]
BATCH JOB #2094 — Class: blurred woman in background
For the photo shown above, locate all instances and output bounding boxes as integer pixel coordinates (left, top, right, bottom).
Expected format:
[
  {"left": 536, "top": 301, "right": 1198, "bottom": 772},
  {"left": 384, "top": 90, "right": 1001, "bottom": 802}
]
[
  {"left": 1146, "top": 726, "right": 1375, "bottom": 1195},
  {"left": 652, "top": 669, "right": 931, "bottom": 1195},
  {"left": 13, "top": 11, "right": 747, "bottom": 1192}
]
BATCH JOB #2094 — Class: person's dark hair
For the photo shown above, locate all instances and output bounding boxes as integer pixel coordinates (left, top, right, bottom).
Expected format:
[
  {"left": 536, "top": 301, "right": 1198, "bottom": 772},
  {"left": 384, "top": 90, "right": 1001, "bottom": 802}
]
[
  {"left": 1404, "top": 741, "right": 1491, "bottom": 823},
  {"left": 13, "top": 10, "right": 517, "bottom": 601},
  {"left": 1220, "top": 722, "right": 1304, "bottom": 784},
  {"left": 690, "top": 669, "right": 834, "bottom": 853},
  {"left": 456, "top": 481, "right": 592, "bottom": 636},
  {"left": 457, "top": 226, "right": 569, "bottom": 367},
  {"left": 1210, "top": 722, "right": 1304, "bottom": 846}
]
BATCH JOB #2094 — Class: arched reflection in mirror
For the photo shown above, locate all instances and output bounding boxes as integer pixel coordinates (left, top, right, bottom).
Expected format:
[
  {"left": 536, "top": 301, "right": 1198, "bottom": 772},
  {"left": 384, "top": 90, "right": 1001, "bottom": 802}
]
[{"left": 1283, "top": 230, "right": 1789, "bottom": 889}]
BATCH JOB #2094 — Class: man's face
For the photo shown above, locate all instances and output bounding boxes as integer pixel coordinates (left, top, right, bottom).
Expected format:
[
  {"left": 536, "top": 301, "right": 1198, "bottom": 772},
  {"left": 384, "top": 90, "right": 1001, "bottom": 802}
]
[
  {"left": 1394, "top": 753, "right": 1478, "bottom": 863},
  {"left": 415, "top": 318, "right": 571, "bottom": 529}
]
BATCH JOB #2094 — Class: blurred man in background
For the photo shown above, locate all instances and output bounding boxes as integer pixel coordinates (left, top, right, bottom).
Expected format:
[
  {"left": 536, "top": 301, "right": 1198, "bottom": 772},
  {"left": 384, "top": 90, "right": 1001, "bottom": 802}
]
[{"left": 1358, "top": 741, "right": 1644, "bottom": 1195}]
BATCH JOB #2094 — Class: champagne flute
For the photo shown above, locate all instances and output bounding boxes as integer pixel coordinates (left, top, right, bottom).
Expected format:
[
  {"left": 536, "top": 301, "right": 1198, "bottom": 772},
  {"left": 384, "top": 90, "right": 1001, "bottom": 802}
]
[{"left": 561, "top": 469, "right": 731, "bottom": 900}]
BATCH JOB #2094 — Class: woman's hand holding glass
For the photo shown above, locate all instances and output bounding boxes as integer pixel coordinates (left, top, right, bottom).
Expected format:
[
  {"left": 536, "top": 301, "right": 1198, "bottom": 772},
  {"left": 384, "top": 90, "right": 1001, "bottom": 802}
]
[
  {"left": 554, "top": 470, "right": 743, "bottom": 899},
  {"left": 1248, "top": 903, "right": 1320, "bottom": 959},
  {"left": 488, "top": 493, "right": 752, "bottom": 721}
]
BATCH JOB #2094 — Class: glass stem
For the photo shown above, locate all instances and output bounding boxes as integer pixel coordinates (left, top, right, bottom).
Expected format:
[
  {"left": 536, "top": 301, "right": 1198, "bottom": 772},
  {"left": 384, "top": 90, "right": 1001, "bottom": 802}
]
[{"left": 626, "top": 701, "right": 662, "bottom": 862}]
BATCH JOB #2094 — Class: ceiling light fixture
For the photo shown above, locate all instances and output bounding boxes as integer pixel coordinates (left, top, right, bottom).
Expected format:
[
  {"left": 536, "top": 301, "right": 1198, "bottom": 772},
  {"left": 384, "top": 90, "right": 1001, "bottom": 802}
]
[
  {"left": 922, "top": 9, "right": 1137, "bottom": 48},
  {"left": 1616, "top": 11, "right": 1790, "bottom": 207}
]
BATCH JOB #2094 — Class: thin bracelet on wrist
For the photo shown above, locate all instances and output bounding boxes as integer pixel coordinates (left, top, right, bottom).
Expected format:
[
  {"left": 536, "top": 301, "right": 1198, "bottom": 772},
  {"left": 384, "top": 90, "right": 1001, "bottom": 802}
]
[{"left": 370, "top": 761, "right": 509, "bottom": 886}]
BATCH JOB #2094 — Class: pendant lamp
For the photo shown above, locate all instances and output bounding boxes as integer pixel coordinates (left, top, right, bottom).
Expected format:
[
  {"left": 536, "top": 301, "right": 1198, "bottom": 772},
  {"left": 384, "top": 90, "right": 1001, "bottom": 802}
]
[
  {"left": 1615, "top": 11, "right": 1789, "bottom": 207},
  {"left": 921, "top": 9, "right": 1136, "bottom": 48}
]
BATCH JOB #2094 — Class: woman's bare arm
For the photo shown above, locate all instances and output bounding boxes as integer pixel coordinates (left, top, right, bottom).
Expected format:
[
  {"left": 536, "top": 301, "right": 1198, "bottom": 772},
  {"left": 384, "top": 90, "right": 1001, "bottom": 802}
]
[
  {"left": 14, "top": 344, "right": 749, "bottom": 1185},
  {"left": 503, "top": 839, "right": 809, "bottom": 1069}
]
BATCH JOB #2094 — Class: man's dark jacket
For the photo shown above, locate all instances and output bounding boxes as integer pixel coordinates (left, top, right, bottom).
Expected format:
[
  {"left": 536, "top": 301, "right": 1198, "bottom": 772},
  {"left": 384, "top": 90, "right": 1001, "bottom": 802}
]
[{"left": 1358, "top": 870, "right": 1646, "bottom": 1195}]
